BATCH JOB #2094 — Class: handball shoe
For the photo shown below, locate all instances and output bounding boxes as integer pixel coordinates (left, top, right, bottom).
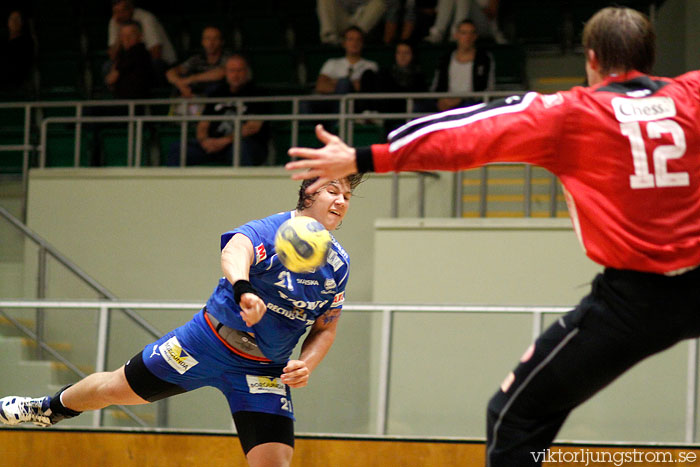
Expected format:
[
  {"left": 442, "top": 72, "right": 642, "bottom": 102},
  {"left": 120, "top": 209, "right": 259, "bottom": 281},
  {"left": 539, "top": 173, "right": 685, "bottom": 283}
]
[{"left": 0, "top": 396, "right": 57, "bottom": 427}]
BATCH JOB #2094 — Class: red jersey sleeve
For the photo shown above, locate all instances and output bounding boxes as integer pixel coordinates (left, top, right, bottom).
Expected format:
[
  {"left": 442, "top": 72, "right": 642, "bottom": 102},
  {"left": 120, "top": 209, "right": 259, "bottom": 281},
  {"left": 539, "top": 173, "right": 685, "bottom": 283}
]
[{"left": 370, "top": 92, "right": 569, "bottom": 174}]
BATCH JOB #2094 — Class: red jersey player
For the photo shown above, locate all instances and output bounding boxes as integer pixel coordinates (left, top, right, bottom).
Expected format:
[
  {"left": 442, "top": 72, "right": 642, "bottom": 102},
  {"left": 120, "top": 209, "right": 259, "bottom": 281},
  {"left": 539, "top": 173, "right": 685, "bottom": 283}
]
[{"left": 287, "top": 7, "right": 700, "bottom": 466}]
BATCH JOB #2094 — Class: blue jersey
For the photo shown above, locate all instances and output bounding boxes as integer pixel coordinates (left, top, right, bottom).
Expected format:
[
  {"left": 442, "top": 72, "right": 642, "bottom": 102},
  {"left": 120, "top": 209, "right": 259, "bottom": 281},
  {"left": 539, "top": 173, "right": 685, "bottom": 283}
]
[{"left": 205, "top": 211, "right": 349, "bottom": 363}]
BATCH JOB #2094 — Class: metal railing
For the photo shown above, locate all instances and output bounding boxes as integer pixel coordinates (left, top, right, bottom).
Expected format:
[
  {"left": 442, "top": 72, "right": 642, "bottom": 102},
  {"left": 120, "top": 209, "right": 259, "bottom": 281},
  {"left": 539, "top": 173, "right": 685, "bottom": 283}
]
[
  {"left": 0, "top": 91, "right": 565, "bottom": 222},
  {"left": 0, "top": 205, "right": 164, "bottom": 427},
  {"left": 0, "top": 299, "right": 696, "bottom": 442}
]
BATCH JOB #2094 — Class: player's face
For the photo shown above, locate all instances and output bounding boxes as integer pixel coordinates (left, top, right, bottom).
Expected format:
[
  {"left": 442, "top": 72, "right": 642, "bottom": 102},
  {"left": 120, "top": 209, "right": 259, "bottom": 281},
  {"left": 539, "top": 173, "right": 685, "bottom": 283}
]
[
  {"left": 304, "top": 180, "right": 352, "bottom": 231},
  {"left": 201, "top": 28, "right": 223, "bottom": 55},
  {"left": 395, "top": 44, "right": 413, "bottom": 68},
  {"left": 455, "top": 23, "right": 477, "bottom": 48},
  {"left": 343, "top": 30, "right": 363, "bottom": 56},
  {"left": 119, "top": 25, "right": 141, "bottom": 50},
  {"left": 225, "top": 58, "right": 249, "bottom": 90}
]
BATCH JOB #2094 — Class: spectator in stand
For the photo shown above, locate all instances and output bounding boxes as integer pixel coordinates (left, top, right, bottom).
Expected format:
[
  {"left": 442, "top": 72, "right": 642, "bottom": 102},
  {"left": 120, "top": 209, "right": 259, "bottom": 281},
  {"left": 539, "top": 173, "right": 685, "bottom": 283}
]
[
  {"left": 105, "top": 20, "right": 153, "bottom": 99},
  {"left": 317, "top": 0, "right": 387, "bottom": 45},
  {"left": 108, "top": 0, "right": 176, "bottom": 83},
  {"left": 431, "top": 19, "right": 494, "bottom": 111},
  {"left": 375, "top": 40, "right": 429, "bottom": 134},
  {"left": 425, "top": 0, "right": 505, "bottom": 44},
  {"left": 0, "top": 9, "right": 34, "bottom": 96},
  {"left": 383, "top": 0, "right": 416, "bottom": 44},
  {"left": 303, "top": 26, "right": 378, "bottom": 120},
  {"left": 165, "top": 26, "right": 230, "bottom": 115},
  {"left": 316, "top": 26, "right": 378, "bottom": 94},
  {"left": 378, "top": 41, "right": 427, "bottom": 93},
  {"left": 167, "top": 55, "right": 270, "bottom": 167}
]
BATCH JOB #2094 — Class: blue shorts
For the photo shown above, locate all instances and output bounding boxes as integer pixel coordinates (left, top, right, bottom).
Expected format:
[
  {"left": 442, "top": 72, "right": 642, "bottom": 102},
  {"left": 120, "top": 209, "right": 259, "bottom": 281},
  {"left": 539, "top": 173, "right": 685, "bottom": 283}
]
[{"left": 140, "top": 310, "right": 295, "bottom": 420}]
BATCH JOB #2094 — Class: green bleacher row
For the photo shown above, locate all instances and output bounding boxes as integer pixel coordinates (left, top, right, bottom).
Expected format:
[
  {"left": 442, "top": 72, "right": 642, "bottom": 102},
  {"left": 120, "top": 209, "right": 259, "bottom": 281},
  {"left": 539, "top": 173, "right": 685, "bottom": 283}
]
[
  {"left": 0, "top": 113, "right": 390, "bottom": 171},
  {"left": 25, "top": 41, "right": 526, "bottom": 100},
  {"left": 1, "top": 0, "right": 660, "bottom": 172},
  {"left": 17, "top": 0, "right": 658, "bottom": 100},
  {"left": 17, "top": 0, "right": 661, "bottom": 100}
]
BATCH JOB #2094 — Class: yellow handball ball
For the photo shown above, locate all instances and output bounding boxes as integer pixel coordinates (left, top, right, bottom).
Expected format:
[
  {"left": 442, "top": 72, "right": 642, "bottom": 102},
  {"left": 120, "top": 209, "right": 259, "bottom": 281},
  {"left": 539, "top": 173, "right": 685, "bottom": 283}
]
[{"left": 275, "top": 216, "right": 331, "bottom": 273}]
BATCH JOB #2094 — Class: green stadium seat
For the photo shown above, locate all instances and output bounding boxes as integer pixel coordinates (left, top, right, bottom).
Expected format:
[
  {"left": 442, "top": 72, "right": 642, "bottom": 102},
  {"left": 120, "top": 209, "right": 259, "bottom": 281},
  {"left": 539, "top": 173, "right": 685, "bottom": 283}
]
[
  {"left": 154, "top": 123, "right": 197, "bottom": 166},
  {"left": 351, "top": 123, "right": 384, "bottom": 147},
  {"left": 87, "top": 51, "right": 110, "bottom": 99},
  {"left": 283, "top": 0, "right": 320, "bottom": 47},
  {"left": 97, "top": 127, "right": 152, "bottom": 167},
  {"left": 231, "top": 0, "right": 281, "bottom": 16},
  {"left": 35, "top": 19, "right": 83, "bottom": 55},
  {"left": 415, "top": 43, "right": 452, "bottom": 80},
  {"left": 159, "top": 16, "right": 187, "bottom": 61},
  {"left": 488, "top": 44, "right": 527, "bottom": 89},
  {"left": 272, "top": 121, "right": 323, "bottom": 165},
  {"left": 0, "top": 129, "right": 25, "bottom": 175},
  {"left": 247, "top": 48, "right": 300, "bottom": 91},
  {"left": 0, "top": 107, "right": 28, "bottom": 131},
  {"left": 511, "top": 1, "right": 564, "bottom": 47},
  {"left": 38, "top": 52, "right": 86, "bottom": 100},
  {"left": 238, "top": 16, "right": 289, "bottom": 49},
  {"left": 289, "top": 14, "right": 321, "bottom": 47},
  {"left": 363, "top": 45, "right": 394, "bottom": 70},
  {"left": 44, "top": 128, "right": 93, "bottom": 167},
  {"left": 82, "top": 18, "right": 110, "bottom": 53}
]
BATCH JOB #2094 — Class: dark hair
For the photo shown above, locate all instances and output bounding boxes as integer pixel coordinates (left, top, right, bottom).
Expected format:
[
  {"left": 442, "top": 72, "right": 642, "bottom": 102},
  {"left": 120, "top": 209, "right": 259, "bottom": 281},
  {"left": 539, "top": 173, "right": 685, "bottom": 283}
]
[
  {"left": 202, "top": 25, "right": 223, "bottom": 36},
  {"left": 395, "top": 40, "right": 415, "bottom": 53},
  {"left": 343, "top": 25, "right": 365, "bottom": 39},
  {"left": 120, "top": 19, "right": 142, "bottom": 32},
  {"left": 456, "top": 18, "right": 476, "bottom": 29},
  {"left": 582, "top": 7, "right": 655, "bottom": 74},
  {"left": 296, "top": 174, "right": 365, "bottom": 211},
  {"left": 225, "top": 53, "right": 249, "bottom": 67}
]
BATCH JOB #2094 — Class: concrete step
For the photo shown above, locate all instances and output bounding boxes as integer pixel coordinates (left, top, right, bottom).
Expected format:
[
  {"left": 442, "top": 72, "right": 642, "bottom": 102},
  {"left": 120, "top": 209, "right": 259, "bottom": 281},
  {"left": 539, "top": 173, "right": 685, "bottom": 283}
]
[
  {"left": 0, "top": 262, "right": 24, "bottom": 299},
  {"left": 0, "top": 179, "right": 25, "bottom": 264},
  {"left": 460, "top": 165, "right": 568, "bottom": 217}
]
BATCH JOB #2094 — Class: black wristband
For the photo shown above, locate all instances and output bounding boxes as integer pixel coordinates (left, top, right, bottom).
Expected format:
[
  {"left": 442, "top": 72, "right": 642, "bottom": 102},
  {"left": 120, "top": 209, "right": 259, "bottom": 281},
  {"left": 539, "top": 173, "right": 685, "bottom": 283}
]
[
  {"left": 355, "top": 146, "right": 375, "bottom": 173},
  {"left": 233, "top": 280, "right": 259, "bottom": 305}
]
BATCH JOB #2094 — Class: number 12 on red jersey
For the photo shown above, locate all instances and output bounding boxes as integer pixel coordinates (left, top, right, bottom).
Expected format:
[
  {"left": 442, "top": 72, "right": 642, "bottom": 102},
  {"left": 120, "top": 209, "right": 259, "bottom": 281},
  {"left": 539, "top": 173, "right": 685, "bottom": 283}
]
[{"left": 620, "top": 119, "right": 689, "bottom": 189}]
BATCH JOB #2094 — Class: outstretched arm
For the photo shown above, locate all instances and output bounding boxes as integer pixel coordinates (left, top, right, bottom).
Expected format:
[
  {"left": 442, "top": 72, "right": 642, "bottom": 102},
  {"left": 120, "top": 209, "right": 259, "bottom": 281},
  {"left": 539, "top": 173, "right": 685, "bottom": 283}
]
[
  {"left": 281, "top": 308, "right": 341, "bottom": 388},
  {"left": 286, "top": 125, "right": 360, "bottom": 193},
  {"left": 287, "top": 93, "right": 560, "bottom": 190},
  {"left": 221, "top": 234, "right": 267, "bottom": 326}
]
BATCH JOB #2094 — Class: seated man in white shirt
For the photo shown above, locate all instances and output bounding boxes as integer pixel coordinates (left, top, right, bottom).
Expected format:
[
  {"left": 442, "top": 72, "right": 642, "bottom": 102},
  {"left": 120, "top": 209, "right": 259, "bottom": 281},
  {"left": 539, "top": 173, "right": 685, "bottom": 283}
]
[
  {"left": 307, "top": 26, "right": 378, "bottom": 117},
  {"left": 315, "top": 26, "right": 378, "bottom": 95}
]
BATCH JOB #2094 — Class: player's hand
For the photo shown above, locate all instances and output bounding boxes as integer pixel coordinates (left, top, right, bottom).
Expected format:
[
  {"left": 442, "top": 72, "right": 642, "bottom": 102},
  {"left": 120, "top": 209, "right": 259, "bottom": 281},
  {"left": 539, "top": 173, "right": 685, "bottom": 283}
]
[
  {"left": 286, "top": 124, "right": 359, "bottom": 194},
  {"left": 239, "top": 293, "right": 266, "bottom": 327},
  {"left": 281, "top": 360, "right": 310, "bottom": 388}
]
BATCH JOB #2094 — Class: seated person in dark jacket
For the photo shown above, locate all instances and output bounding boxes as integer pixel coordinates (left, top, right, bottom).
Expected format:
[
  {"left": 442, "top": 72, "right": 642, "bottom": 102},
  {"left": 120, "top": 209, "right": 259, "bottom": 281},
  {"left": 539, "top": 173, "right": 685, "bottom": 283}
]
[
  {"left": 105, "top": 20, "right": 153, "bottom": 99},
  {"left": 380, "top": 41, "right": 427, "bottom": 93},
  {"left": 431, "top": 18, "right": 494, "bottom": 111},
  {"left": 167, "top": 55, "right": 270, "bottom": 167},
  {"left": 375, "top": 41, "right": 429, "bottom": 134},
  {"left": 0, "top": 10, "right": 34, "bottom": 96}
]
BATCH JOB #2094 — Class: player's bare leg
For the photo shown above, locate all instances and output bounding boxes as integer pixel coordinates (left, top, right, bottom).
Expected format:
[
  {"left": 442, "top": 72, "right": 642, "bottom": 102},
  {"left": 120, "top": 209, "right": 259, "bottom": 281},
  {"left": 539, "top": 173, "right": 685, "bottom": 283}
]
[
  {"left": 0, "top": 365, "right": 147, "bottom": 427},
  {"left": 246, "top": 442, "right": 293, "bottom": 467},
  {"left": 61, "top": 365, "right": 148, "bottom": 412}
]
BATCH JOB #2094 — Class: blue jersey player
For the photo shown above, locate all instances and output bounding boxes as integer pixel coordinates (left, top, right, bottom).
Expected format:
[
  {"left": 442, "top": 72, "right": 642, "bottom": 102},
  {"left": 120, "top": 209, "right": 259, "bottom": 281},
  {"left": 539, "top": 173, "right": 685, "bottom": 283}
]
[{"left": 0, "top": 174, "right": 364, "bottom": 467}]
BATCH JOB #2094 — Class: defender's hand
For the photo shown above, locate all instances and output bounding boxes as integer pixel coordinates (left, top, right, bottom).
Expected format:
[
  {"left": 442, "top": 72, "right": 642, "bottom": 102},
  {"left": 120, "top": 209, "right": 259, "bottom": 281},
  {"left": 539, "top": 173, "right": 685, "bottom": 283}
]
[{"left": 286, "top": 125, "right": 358, "bottom": 193}]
